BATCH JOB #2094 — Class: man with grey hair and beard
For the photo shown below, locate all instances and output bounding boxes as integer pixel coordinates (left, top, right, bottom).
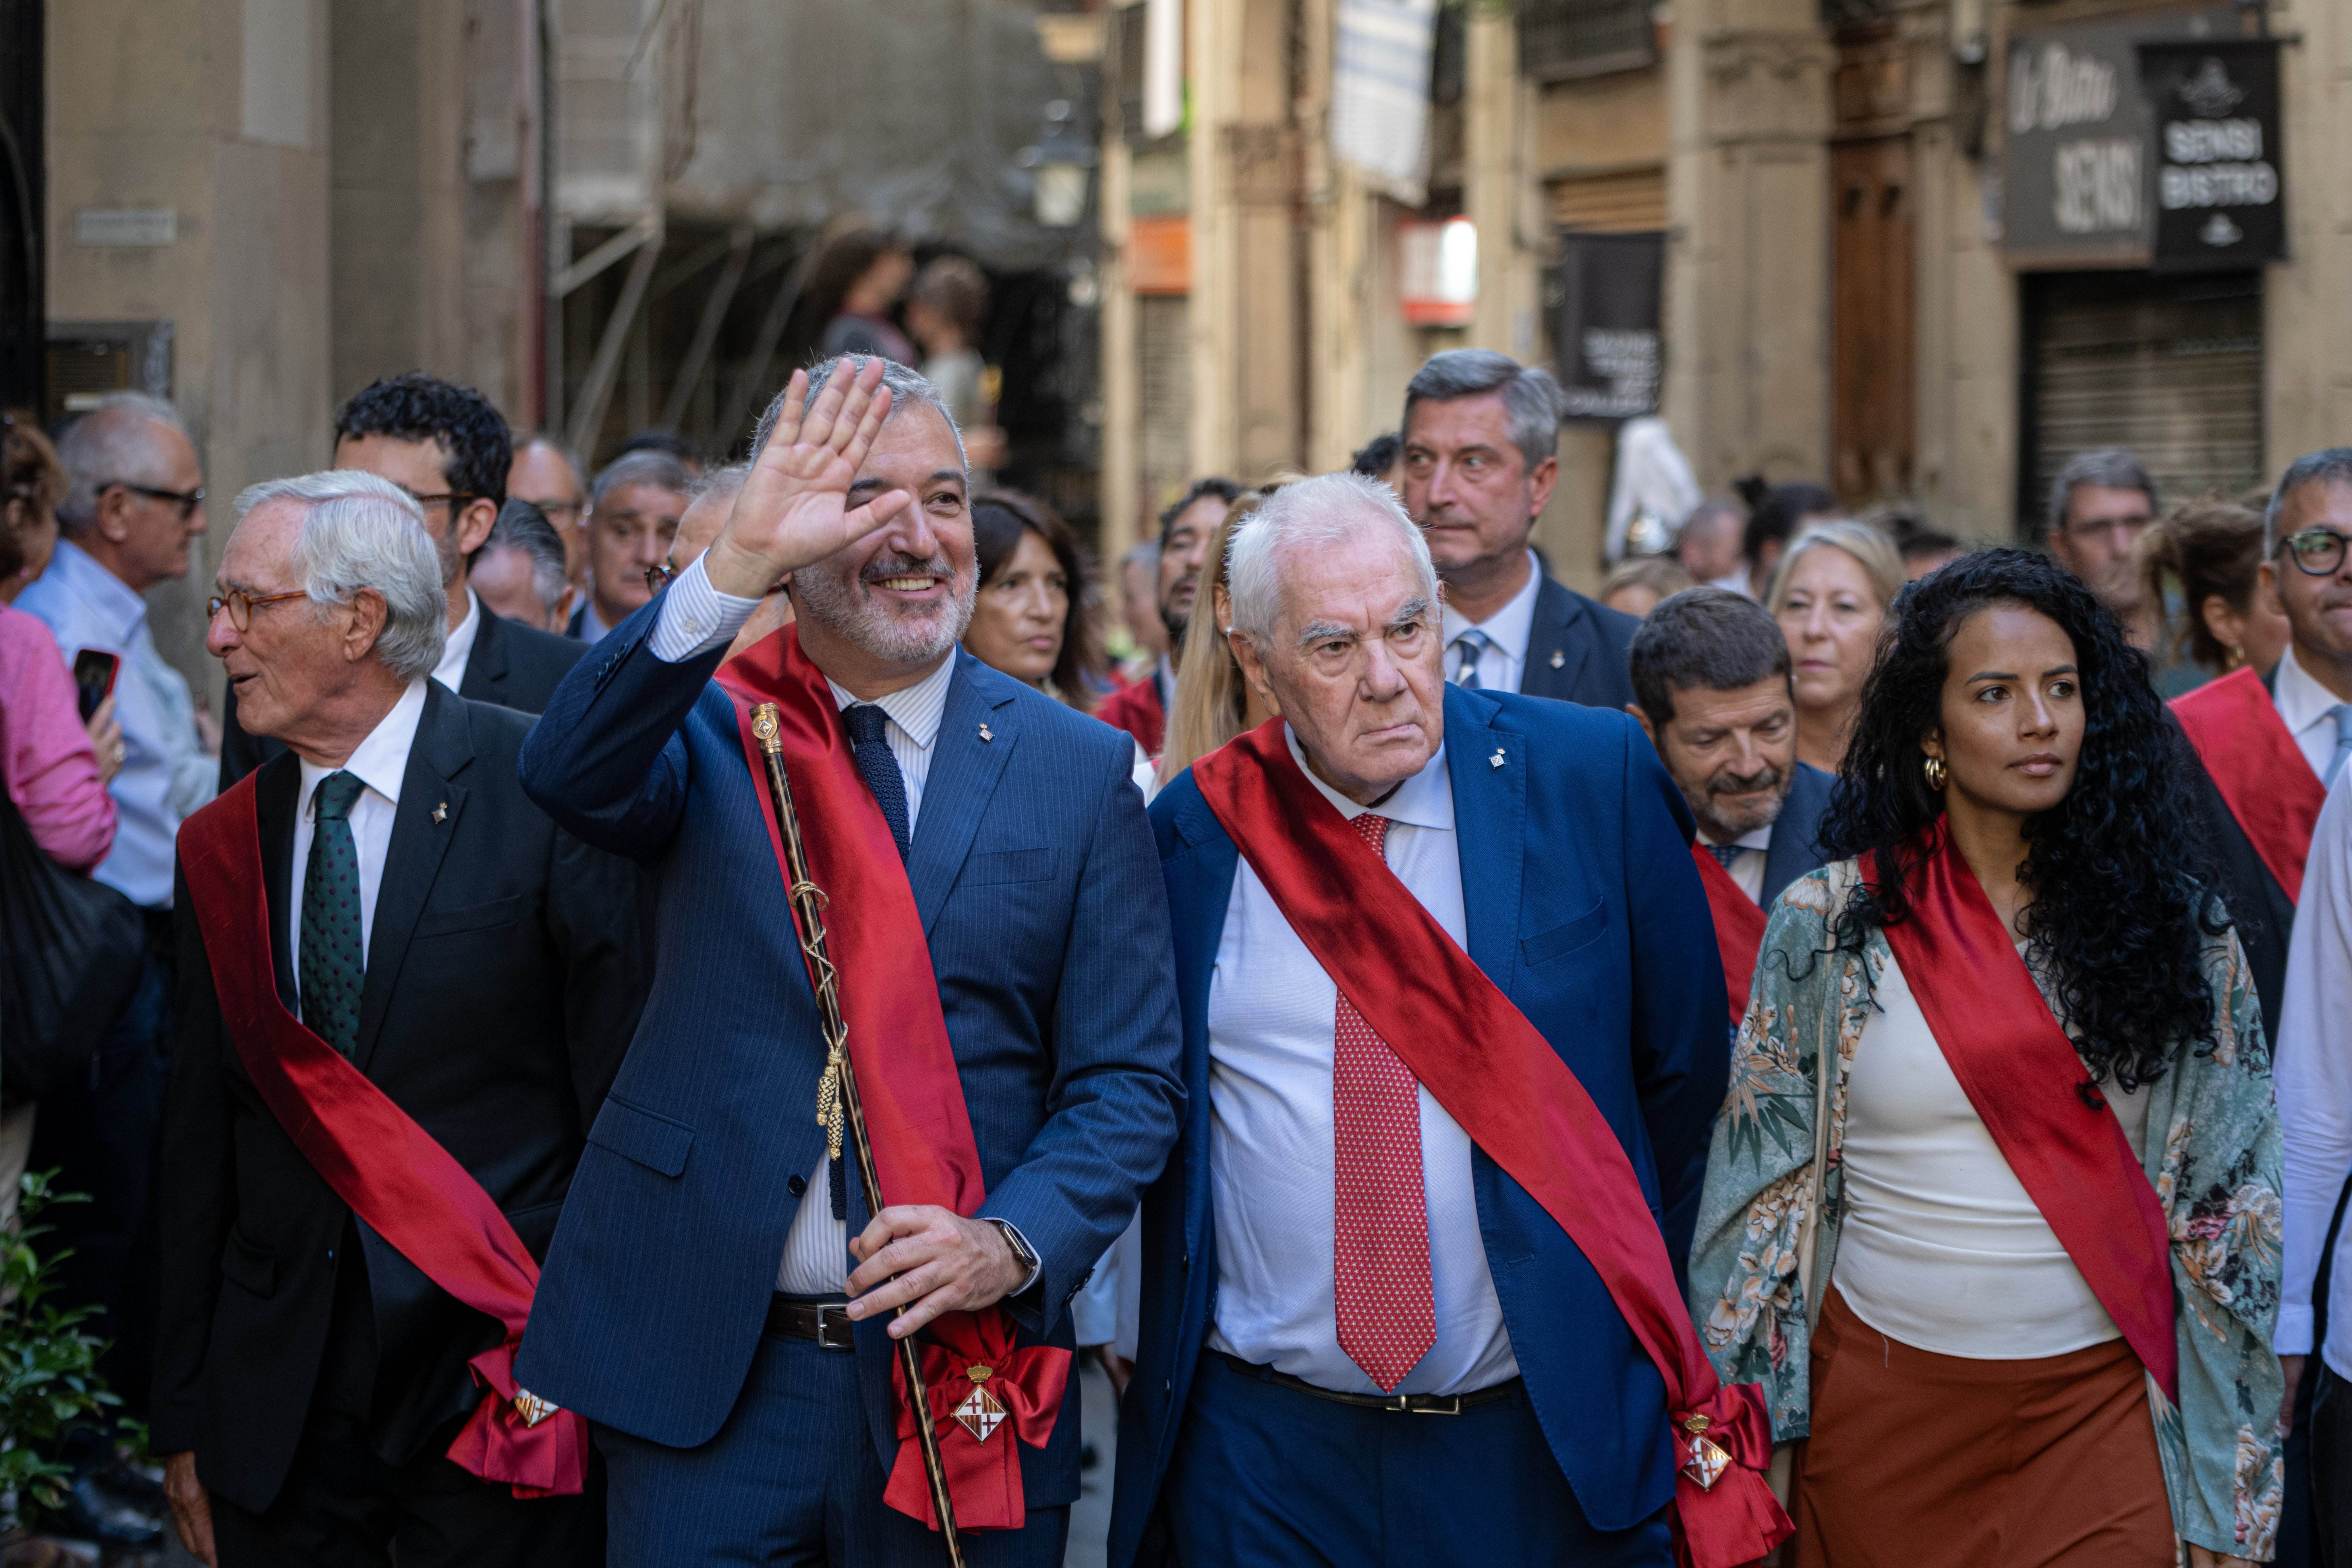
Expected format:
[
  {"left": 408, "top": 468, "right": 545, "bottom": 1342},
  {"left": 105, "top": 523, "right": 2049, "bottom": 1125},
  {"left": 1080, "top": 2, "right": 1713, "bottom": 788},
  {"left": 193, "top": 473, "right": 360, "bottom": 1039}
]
[
  {"left": 514, "top": 356, "right": 1183, "bottom": 1566},
  {"left": 1108, "top": 472, "right": 1761, "bottom": 1567},
  {"left": 156, "top": 470, "right": 642, "bottom": 1568}
]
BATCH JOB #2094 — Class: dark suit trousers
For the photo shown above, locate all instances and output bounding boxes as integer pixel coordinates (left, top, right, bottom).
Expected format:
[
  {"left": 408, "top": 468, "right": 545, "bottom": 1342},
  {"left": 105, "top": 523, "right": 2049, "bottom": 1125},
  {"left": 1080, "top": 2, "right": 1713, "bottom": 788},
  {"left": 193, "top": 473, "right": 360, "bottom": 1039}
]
[
  {"left": 2316, "top": 1365, "right": 2352, "bottom": 1568},
  {"left": 1162, "top": 1351, "right": 1672, "bottom": 1568},
  {"left": 596, "top": 1329, "right": 1070, "bottom": 1568},
  {"left": 210, "top": 1246, "right": 601, "bottom": 1568}
]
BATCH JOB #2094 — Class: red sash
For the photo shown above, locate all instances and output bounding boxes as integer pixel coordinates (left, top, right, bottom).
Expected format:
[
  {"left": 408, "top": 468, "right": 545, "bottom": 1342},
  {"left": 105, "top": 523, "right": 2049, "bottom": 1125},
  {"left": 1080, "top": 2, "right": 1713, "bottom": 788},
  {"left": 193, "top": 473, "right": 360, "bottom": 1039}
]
[
  {"left": 174, "top": 778, "right": 585, "bottom": 1496},
  {"left": 1871, "top": 828, "right": 2179, "bottom": 1402},
  {"left": 2172, "top": 665, "right": 2325, "bottom": 904},
  {"left": 1191, "top": 721, "right": 1791, "bottom": 1568},
  {"left": 714, "top": 626, "right": 1069, "bottom": 1532},
  {"left": 1693, "top": 846, "right": 1766, "bottom": 1025}
]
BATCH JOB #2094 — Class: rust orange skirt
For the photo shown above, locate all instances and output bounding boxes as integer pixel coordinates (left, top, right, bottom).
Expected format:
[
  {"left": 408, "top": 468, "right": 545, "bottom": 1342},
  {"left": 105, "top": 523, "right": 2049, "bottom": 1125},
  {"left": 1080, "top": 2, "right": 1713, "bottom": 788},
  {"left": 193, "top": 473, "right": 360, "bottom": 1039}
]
[{"left": 1790, "top": 1285, "right": 2174, "bottom": 1568}]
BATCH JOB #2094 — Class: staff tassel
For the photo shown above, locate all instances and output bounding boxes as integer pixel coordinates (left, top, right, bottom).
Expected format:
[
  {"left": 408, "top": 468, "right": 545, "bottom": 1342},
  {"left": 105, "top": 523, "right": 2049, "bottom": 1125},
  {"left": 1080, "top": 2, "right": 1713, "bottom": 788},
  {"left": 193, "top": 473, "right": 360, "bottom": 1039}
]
[{"left": 751, "top": 702, "right": 966, "bottom": 1568}]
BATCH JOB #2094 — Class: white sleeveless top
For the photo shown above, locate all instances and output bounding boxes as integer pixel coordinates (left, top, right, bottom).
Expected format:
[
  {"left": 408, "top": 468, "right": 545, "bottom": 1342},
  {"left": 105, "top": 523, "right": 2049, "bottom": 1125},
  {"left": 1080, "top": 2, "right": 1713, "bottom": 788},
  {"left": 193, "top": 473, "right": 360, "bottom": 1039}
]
[{"left": 1832, "top": 944, "right": 2154, "bottom": 1359}]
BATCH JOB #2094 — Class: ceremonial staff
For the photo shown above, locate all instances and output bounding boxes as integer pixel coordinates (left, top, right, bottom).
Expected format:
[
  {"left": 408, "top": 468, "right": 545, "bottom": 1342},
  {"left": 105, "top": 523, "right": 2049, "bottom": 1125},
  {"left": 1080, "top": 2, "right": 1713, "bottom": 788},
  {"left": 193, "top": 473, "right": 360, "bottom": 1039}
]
[{"left": 751, "top": 701, "right": 966, "bottom": 1567}]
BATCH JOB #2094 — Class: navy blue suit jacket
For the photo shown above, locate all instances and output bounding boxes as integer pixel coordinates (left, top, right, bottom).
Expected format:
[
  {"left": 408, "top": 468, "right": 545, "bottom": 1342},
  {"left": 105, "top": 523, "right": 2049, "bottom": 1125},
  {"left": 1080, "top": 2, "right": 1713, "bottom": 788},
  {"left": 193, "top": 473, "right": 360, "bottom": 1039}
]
[
  {"left": 512, "top": 600, "right": 1185, "bottom": 1509},
  {"left": 1107, "top": 683, "right": 1728, "bottom": 1564}
]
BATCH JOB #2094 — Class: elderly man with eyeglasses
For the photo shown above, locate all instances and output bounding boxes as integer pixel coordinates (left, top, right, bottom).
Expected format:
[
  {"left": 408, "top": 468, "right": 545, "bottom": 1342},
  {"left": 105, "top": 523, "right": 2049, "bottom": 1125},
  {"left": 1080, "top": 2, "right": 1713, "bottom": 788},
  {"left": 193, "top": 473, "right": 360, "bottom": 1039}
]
[
  {"left": 216, "top": 373, "right": 588, "bottom": 790},
  {"left": 2044, "top": 447, "right": 2163, "bottom": 649},
  {"left": 14, "top": 392, "right": 216, "bottom": 1537},
  {"left": 2161, "top": 447, "right": 2352, "bottom": 1565},
  {"left": 156, "top": 469, "right": 642, "bottom": 1568}
]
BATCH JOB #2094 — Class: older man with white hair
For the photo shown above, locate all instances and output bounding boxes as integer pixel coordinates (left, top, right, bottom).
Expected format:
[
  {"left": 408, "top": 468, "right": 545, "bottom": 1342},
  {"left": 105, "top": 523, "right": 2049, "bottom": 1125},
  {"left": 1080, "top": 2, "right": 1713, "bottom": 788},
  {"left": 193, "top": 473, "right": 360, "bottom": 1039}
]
[
  {"left": 1108, "top": 472, "right": 1784, "bottom": 1568},
  {"left": 155, "top": 470, "right": 643, "bottom": 1568}
]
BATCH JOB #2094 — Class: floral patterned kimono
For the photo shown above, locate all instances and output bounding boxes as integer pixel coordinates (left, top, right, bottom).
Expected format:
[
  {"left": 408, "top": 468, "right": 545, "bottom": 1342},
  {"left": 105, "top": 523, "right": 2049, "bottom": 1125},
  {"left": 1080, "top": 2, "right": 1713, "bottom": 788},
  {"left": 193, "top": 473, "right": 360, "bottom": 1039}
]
[{"left": 1687, "top": 862, "right": 2286, "bottom": 1561}]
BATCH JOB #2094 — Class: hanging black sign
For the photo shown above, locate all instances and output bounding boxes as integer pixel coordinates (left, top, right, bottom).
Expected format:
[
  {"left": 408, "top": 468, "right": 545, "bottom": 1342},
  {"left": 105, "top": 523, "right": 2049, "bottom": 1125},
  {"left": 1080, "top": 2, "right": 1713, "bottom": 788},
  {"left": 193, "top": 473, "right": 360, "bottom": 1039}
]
[
  {"left": 1551, "top": 230, "right": 1663, "bottom": 421},
  {"left": 2139, "top": 40, "right": 2284, "bottom": 272}
]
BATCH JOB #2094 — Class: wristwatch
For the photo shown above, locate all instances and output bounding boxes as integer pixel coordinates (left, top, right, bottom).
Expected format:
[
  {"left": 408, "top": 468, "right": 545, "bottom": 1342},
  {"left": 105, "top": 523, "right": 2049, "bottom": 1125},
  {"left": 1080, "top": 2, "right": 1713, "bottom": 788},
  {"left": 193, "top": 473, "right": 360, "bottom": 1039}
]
[{"left": 989, "top": 1218, "right": 1042, "bottom": 1292}]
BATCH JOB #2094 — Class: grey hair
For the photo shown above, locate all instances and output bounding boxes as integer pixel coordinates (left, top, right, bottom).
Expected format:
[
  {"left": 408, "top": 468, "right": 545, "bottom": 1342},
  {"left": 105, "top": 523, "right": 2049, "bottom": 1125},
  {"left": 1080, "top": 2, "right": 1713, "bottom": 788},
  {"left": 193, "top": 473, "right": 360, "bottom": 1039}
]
[
  {"left": 1764, "top": 519, "right": 1906, "bottom": 618},
  {"left": 1401, "top": 350, "right": 1564, "bottom": 473},
  {"left": 484, "top": 500, "right": 570, "bottom": 619},
  {"left": 1225, "top": 472, "right": 1439, "bottom": 641},
  {"left": 690, "top": 460, "right": 752, "bottom": 504},
  {"left": 750, "top": 355, "right": 967, "bottom": 472},
  {"left": 55, "top": 392, "right": 194, "bottom": 534},
  {"left": 590, "top": 449, "right": 694, "bottom": 511},
  {"left": 231, "top": 470, "right": 447, "bottom": 680},
  {"left": 2047, "top": 447, "right": 2157, "bottom": 538},
  {"left": 2265, "top": 447, "right": 2352, "bottom": 553}
]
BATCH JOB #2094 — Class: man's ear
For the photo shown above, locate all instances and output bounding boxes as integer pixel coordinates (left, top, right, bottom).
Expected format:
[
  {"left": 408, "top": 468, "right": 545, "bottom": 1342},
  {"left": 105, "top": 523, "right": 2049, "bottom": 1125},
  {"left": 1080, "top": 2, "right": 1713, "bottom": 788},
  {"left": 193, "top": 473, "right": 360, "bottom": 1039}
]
[
  {"left": 95, "top": 484, "right": 136, "bottom": 545},
  {"left": 2257, "top": 558, "right": 2286, "bottom": 620},
  {"left": 1230, "top": 628, "right": 1277, "bottom": 712},
  {"left": 454, "top": 497, "right": 498, "bottom": 564},
  {"left": 1525, "top": 454, "right": 1560, "bottom": 520},
  {"left": 344, "top": 588, "right": 391, "bottom": 663},
  {"left": 1628, "top": 703, "right": 1659, "bottom": 749}
]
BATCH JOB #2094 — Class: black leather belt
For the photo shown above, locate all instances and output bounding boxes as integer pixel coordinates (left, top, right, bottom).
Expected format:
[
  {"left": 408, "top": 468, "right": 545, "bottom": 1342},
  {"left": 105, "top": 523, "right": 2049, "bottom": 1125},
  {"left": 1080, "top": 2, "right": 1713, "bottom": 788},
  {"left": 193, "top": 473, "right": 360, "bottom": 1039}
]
[
  {"left": 766, "top": 1295, "right": 856, "bottom": 1352},
  {"left": 1213, "top": 1351, "right": 1517, "bottom": 1414}
]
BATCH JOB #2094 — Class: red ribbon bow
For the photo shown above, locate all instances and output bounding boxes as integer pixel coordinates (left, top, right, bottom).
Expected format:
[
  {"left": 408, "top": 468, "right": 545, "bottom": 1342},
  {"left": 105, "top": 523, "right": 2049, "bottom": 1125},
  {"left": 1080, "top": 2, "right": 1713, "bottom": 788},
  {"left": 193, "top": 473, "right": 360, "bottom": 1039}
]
[
  {"left": 1668, "top": 1383, "right": 1789, "bottom": 1568},
  {"left": 884, "top": 1314, "right": 1072, "bottom": 1531},
  {"left": 445, "top": 1336, "right": 591, "bottom": 1499}
]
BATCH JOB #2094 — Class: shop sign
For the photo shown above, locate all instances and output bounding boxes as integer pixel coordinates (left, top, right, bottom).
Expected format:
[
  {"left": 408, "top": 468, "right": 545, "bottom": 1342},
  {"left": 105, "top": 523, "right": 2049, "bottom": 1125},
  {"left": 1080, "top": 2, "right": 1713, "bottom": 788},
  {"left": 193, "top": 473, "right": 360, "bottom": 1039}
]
[
  {"left": 2139, "top": 41, "right": 2284, "bottom": 271},
  {"left": 2001, "top": 12, "right": 2237, "bottom": 266},
  {"left": 1551, "top": 231, "right": 1662, "bottom": 421}
]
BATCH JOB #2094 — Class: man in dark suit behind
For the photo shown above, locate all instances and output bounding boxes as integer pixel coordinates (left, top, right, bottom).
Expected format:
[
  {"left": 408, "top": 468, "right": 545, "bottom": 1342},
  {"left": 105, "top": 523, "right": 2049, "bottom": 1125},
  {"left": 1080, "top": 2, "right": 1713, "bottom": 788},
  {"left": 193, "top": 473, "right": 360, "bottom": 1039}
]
[
  {"left": 1399, "top": 350, "right": 1639, "bottom": 711},
  {"left": 217, "top": 373, "right": 586, "bottom": 788},
  {"left": 157, "top": 471, "right": 643, "bottom": 1566},
  {"left": 1627, "top": 587, "right": 1833, "bottom": 911}
]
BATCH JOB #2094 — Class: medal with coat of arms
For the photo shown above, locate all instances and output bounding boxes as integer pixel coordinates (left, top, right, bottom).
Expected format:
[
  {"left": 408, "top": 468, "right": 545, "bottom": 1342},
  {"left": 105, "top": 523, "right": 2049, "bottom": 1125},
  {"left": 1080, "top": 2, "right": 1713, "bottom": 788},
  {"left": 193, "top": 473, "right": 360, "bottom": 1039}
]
[
  {"left": 951, "top": 1365, "right": 1006, "bottom": 1442},
  {"left": 1678, "top": 1414, "right": 1731, "bottom": 1490}
]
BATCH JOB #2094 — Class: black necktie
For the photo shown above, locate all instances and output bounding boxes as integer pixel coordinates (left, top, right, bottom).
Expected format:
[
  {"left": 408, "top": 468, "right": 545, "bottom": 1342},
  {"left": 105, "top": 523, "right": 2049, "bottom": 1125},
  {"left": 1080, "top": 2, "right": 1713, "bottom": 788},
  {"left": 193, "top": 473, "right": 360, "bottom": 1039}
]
[
  {"left": 299, "top": 771, "right": 368, "bottom": 1058},
  {"left": 843, "top": 703, "right": 910, "bottom": 859}
]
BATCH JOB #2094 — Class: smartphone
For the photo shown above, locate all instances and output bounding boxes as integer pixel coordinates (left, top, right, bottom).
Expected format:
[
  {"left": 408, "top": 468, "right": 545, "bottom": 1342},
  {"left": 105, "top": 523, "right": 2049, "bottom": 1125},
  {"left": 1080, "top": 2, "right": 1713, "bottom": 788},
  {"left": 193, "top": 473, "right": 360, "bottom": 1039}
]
[{"left": 72, "top": 648, "right": 122, "bottom": 723}]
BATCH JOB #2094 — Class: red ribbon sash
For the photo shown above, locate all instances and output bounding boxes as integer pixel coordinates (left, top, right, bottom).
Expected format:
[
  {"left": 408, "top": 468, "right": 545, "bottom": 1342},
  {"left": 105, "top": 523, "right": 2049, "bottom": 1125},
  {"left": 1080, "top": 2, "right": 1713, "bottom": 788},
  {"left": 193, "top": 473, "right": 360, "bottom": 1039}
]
[
  {"left": 174, "top": 778, "right": 585, "bottom": 1497},
  {"left": 1871, "top": 829, "right": 2179, "bottom": 1402},
  {"left": 713, "top": 626, "right": 1066, "bottom": 1531},
  {"left": 1693, "top": 846, "right": 1766, "bottom": 1025},
  {"left": 1191, "top": 721, "right": 1791, "bottom": 1568},
  {"left": 2172, "top": 666, "right": 2325, "bottom": 904}
]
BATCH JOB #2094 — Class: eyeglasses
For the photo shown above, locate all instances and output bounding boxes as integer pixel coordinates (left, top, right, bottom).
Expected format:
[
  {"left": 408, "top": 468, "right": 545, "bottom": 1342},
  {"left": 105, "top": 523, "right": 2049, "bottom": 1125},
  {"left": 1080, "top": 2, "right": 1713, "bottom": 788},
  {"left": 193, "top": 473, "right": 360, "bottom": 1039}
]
[
  {"left": 2282, "top": 527, "right": 2350, "bottom": 577},
  {"left": 206, "top": 587, "right": 308, "bottom": 631},
  {"left": 644, "top": 561, "right": 678, "bottom": 595},
  {"left": 105, "top": 481, "right": 206, "bottom": 521},
  {"left": 404, "top": 491, "right": 479, "bottom": 514}
]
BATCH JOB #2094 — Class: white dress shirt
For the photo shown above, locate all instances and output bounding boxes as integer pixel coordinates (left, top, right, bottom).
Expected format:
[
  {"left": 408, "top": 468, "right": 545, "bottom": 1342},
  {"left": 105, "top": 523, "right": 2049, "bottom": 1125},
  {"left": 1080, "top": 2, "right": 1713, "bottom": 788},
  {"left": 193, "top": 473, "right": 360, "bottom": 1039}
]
[
  {"left": 15, "top": 538, "right": 215, "bottom": 906},
  {"left": 1440, "top": 548, "right": 1542, "bottom": 693},
  {"left": 1697, "top": 823, "right": 1774, "bottom": 905},
  {"left": 1835, "top": 940, "right": 2150, "bottom": 1358},
  {"left": 431, "top": 587, "right": 481, "bottom": 694},
  {"left": 1204, "top": 730, "right": 1519, "bottom": 1395},
  {"left": 286, "top": 679, "right": 429, "bottom": 1010},
  {"left": 2274, "top": 644, "right": 2350, "bottom": 784},
  {"left": 2277, "top": 767, "right": 2352, "bottom": 1380}
]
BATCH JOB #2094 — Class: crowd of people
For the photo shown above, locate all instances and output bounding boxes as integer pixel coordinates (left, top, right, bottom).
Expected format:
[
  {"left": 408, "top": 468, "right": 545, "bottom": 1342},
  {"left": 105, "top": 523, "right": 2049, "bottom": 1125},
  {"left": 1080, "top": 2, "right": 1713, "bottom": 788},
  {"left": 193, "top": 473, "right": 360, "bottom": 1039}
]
[{"left": 0, "top": 338, "right": 2344, "bottom": 1568}]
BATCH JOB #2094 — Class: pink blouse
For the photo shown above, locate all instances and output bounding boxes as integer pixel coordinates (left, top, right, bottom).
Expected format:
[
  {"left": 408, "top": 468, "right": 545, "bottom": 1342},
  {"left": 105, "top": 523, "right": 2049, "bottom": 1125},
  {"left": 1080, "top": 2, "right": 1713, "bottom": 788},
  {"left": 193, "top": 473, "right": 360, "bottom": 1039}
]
[{"left": 0, "top": 602, "right": 118, "bottom": 873}]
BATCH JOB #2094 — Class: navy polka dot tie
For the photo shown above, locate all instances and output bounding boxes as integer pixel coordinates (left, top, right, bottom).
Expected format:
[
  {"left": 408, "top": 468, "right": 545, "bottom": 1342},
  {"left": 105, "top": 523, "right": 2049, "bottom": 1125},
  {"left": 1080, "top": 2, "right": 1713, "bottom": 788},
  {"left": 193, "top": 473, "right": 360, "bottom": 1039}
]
[
  {"left": 1331, "top": 813, "right": 1434, "bottom": 1392},
  {"left": 299, "top": 771, "right": 368, "bottom": 1058}
]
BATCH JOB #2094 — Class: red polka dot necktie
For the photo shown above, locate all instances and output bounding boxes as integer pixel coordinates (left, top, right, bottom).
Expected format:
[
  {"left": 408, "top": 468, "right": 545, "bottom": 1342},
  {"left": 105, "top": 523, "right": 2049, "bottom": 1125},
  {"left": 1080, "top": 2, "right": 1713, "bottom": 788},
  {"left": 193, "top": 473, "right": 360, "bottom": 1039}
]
[{"left": 1331, "top": 812, "right": 1435, "bottom": 1392}]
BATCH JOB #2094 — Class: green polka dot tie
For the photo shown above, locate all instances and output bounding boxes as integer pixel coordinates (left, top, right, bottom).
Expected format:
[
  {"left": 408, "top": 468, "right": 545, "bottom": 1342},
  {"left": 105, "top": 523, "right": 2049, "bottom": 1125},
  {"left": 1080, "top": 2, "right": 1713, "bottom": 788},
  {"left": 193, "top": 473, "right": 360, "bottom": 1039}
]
[{"left": 299, "top": 771, "right": 368, "bottom": 1057}]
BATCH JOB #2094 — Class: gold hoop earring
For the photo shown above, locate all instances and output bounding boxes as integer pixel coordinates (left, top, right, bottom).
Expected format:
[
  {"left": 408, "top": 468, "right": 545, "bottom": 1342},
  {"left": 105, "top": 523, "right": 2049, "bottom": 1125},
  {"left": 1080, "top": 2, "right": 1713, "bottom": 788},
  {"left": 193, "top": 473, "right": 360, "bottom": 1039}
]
[{"left": 1923, "top": 755, "right": 1948, "bottom": 791}]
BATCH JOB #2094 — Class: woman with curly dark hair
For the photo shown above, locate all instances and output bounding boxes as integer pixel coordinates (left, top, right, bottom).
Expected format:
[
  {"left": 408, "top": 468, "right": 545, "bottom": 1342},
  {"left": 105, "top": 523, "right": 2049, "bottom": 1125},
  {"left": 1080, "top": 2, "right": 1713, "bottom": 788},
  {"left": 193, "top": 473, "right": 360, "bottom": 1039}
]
[{"left": 1689, "top": 550, "right": 2282, "bottom": 1568}]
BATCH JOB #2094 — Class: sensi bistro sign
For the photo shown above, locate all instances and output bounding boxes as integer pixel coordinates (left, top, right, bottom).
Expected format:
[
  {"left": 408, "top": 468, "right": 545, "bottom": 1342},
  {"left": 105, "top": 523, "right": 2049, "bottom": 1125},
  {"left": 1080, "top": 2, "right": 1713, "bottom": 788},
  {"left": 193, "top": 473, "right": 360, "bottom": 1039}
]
[
  {"left": 2140, "top": 41, "right": 2284, "bottom": 270},
  {"left": 2001, "top": 13, "right": 2246, "bottom": 267}
]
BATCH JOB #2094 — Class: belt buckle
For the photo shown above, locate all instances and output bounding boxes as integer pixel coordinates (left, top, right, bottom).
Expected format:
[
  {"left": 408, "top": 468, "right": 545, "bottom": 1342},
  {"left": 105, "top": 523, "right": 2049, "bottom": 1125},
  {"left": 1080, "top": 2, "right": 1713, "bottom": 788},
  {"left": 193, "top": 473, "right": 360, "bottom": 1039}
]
[
  {"left": 1408, "top": 1394, "right": 1463, "bottom": 1415},
  {"left": 816, "top": 1303, "right": 856, "bottom": 1352}
]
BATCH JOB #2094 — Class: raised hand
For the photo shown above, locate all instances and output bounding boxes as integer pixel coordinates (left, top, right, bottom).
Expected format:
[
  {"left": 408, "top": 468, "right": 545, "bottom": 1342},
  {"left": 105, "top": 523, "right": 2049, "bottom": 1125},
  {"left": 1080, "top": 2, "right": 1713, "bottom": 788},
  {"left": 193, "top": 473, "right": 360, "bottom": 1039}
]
[{"left": 704, "top": 358, "right": 912, "bottom": 599}]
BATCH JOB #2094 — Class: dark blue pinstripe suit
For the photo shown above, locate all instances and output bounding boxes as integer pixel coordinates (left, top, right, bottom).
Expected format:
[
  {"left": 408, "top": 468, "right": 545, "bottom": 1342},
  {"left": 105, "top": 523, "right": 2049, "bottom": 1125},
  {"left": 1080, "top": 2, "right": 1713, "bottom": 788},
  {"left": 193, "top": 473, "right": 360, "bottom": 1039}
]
[{"left": 512, "top": 599, "right": 1185, "bottom": 1562}]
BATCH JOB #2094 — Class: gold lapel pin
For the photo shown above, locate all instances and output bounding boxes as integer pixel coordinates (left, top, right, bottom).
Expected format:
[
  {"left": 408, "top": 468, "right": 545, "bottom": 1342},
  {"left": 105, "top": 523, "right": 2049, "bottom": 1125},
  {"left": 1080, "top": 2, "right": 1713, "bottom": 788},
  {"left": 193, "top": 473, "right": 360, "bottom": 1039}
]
[
  {"left": 1490, "top": 749, "right": 1506, "bottom": 769},
  {"left": 978, "top": 723, "right": 994, "bottom": 743},
  {"left": 1549, "top": 649, "right": 1565, "bottom": 669},
  {"left": 432, "top": 801, "right": 448, "bottom": 823}
]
